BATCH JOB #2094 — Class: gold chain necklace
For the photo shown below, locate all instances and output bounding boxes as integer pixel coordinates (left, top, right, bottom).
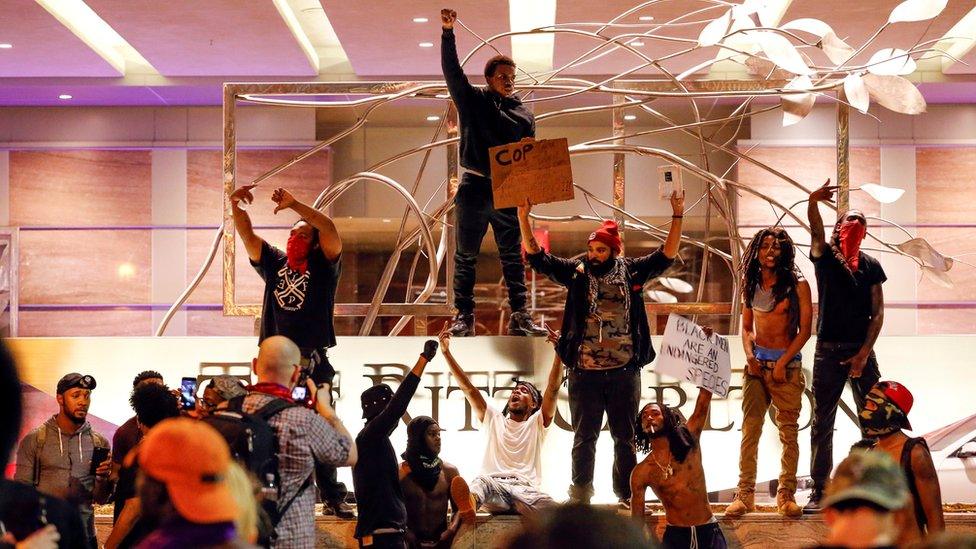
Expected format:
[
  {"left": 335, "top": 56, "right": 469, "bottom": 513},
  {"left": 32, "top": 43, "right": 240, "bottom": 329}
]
[{"left": 650, "top": 449, "right": 673, "bottom": 480}]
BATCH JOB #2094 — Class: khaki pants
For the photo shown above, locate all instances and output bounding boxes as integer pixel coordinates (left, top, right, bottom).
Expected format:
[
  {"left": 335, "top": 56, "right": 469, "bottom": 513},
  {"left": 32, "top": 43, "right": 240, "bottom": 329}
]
[{"left": 737, "top": 361, "right": 805, "bottom": 494}]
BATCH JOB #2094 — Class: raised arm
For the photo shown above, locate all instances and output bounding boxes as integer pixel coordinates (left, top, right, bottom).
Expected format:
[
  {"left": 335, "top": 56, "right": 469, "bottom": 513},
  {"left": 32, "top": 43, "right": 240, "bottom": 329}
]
[
  {"left": 364, "top": 341, "right": 437, "bottom": 436},
  {"left": 310, "top": 379, "right": 357, "bottom": 467},
  {"left": 685, "top": 386, "right": 713, "bottom": 438},
  {"left": 772, "top": 279, "right": 813, "bottom": 383},
  {"left": 662, "top": 190, "right": 684, "bottom": 259},
  {"left": 272, "top": 188, "right": 342, "bottom": 262},
  {"left": 230, "top": 184, "right": 265, "bottom": 263},
  {"left": 807, "top": 179, "right": 836, "bottom": 259},
  {"left": 911, "top": 443, "right": 945, "bottom": 534},
  {"left": 440, "top": 9, "right": 476, "bottom": 110},
  {"left": 439, "top": 330, "right": 488, "bottom": 422},
  {"left": 540, "top": 330, "right": 563, "bottom": 427},
  {"left": 517, "top": 202, "right": 541, "bottom": 255},
  {"left": 843, "top": 283, "right": 883, "bottom": 378}
]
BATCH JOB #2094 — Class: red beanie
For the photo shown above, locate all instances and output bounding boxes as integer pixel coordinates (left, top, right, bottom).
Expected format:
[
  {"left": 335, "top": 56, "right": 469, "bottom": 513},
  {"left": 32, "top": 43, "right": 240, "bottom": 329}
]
[{"left": 588, "top": 220, "right": 622, "bottom": 254}]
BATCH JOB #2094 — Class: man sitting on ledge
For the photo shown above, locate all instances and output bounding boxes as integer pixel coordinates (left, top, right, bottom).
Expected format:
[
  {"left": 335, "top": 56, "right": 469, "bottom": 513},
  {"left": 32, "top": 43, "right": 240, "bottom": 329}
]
[{"left": 438, "top": 330, "right": 562, "bottom": 515}]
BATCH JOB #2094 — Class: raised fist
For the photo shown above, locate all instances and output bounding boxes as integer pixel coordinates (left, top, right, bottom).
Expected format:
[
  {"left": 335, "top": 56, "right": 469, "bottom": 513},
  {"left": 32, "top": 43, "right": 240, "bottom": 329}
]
[
  {"left": 421, "top": 340, "right": 439, "bottom": 361},
  {"left": 441, "top": 8, "right": 457, "bottom": 29}
]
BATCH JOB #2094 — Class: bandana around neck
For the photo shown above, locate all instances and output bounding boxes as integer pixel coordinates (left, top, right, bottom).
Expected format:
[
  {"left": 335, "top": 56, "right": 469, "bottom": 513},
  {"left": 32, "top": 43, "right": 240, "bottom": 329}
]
[
  {"left": 860, "top": 392, "right": 908, "bottom": 437},
  {"left": 585, "top": 257, "right": 629, "bottom": 319},
  {"left": 402, "top": 416, "right": 443, "bottom": 492},
  {"left": 286, "top": 234, "right": 312, "bottom": 274},
  {"left": 838, "top": 220, "right": 866, "bottom": 271}
]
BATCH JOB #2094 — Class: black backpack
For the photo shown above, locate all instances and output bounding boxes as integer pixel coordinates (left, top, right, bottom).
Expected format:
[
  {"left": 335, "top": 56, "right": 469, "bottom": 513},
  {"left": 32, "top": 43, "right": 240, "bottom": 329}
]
[{"left": 203, "top": 395, "right": 313, "bottom": 547}]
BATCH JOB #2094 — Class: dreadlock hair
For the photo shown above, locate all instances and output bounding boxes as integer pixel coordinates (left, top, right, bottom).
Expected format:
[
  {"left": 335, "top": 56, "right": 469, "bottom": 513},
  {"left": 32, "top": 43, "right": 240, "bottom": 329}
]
[
  {"left": 502, "top": 378, "right": 542, "bottom": 417},
  {"left": 740, "top": 227, "right": 802, "bottom": 334},
  {"left": 634, "top": 403, "right": 697, "bottom": 463}
]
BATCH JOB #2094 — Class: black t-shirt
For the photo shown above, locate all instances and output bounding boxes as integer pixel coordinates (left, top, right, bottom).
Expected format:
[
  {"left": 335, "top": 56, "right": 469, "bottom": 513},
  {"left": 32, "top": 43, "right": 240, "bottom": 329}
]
[
  {"left": 0, "top": 480, "right": 86, "bottom": 549},
  {"left": 352, "top": 373, "right": 421, "bottom": 538},
  {"left": 251, "top": 240, "right": 340, "bottom": 351},
  {"left": 811, "top": 250, "right": 886, "bottom": 343}
]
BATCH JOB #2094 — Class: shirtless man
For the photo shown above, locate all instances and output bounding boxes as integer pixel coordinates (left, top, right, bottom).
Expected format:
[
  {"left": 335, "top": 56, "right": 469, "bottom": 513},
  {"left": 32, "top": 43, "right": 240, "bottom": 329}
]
[
  {"left": 399, "top": 416, "right": 473, "bottom": 548},
  {"left": 858, "top": 381, "right": 944, "bottom": 545},
  {"left": 630, "top": 386, "right": 726, "bottom": 548},
  {"left": 726, "top": 228, "right": 812, "bottom": 518}
]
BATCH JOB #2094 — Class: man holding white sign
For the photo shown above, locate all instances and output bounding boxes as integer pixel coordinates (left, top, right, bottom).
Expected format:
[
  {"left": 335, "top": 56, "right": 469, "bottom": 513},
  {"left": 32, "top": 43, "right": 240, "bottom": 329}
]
[
  {"left": 656, "top": 314, "right": 731, "bottom": 398},
  {"left": 518, "top": 191, "right": 684, "bottom": 507},
  {"left": 440, "top": 8, "right": 546, "bottom": 338}
]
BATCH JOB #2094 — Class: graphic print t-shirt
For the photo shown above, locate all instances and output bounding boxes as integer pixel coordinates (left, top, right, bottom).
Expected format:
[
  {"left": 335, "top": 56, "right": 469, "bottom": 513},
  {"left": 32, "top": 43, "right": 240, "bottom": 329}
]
[{"left": 252, "top": 240, "right": 340, "bottom": 350}]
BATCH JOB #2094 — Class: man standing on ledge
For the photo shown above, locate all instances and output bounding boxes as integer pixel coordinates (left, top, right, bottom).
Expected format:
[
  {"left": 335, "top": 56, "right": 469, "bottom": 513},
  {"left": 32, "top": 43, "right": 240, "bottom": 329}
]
[
  {"left": 440, "top": 7, "right": 546, "bottom": 337},
  {"left": 231, "top": 184, "right": 353, "bottom": 518},
  {"left": 805, "top": 179, "right": 886, "bottom": 513},
  {"left": 518, "top": 191, "right": 684, "bottom": 507}
]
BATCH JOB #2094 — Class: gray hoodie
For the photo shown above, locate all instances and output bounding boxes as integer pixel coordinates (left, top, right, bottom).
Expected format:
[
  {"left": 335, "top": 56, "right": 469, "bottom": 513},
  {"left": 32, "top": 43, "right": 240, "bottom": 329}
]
[{"left": 14, "top": 415, "right": 109, "bottom": 541}]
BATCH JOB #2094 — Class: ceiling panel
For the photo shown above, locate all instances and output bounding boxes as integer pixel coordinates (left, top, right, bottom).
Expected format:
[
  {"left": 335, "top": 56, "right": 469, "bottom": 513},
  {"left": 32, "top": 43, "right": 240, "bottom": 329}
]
[
  {"left": 0, "top": 0, "right": 121, "bottom": 77},
  {"left": 554, "top": 0, "right": 721, "bottom": 78},
  {"left": 0, "top": 85, "right": 163, "bottom": 106},
  {"left": 323, "top": 0, "right": 511, "bottom": 76},
  {"left": 85, "top": 0, "right": 316, "bottom": 76}
]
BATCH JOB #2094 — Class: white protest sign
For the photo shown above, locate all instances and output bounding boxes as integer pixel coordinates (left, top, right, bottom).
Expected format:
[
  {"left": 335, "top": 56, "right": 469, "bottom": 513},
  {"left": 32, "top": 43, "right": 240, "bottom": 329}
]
[{"left": 656, "top": 313, "right": 731, "bottom": 397}]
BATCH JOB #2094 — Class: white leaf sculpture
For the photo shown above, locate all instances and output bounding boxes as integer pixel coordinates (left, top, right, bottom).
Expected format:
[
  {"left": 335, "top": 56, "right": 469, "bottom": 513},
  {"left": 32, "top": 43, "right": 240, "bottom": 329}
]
[
  {"left": 844, "top": 73, "right": 870, "bottom": 113},
  {"left": 863, "top": 74, "right": 927, "bottom": 115},
  {"left": 699, "top": 10, "right": 732, "bottom": 47},
  {"left": 867, "top": 48, "right": 917, "bottom": 76},
  {"left": 921, "top": 265, "right": 954, "bottom": 288},
  {"left": 659, "top": 277, "right": 694, "bottom": 294},
  {"left": 896, "top": 238, "right": 953, "bottom": 271},
  {"left": 858, "top": 183, "right": 905, "bottom": 204},
  {"left": 780, "top": 18, "right": 834, "bottom": 38},
  {"left": 754, "top": 31, "right": 813, "bottom": 74},
  {"left": 820, "top": 31, "right": 856, "bottom": 65},
  {"left": 888, "top": 0, "right": 948, "bottom": 24},
  {"left": 645, "top": 290, "right": 678, "bottom": 303},
  {"left": 782, "top": 75, "right": 816, "bottom": 126}
]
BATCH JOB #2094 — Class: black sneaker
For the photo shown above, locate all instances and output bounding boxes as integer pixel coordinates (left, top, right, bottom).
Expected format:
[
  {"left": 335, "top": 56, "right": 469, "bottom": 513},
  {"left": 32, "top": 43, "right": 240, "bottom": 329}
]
[
  {"left": 448, "top": 312, "right": 475, "bottom": 337},
  {"left": 508, "top": 311, "right": 547, "bottom": 337},
  {"left": 324, "top": 500, "right": 355, "bottom": 519},
  {"left": 803, "top": 488, "right": 824, "bottom": 514}
]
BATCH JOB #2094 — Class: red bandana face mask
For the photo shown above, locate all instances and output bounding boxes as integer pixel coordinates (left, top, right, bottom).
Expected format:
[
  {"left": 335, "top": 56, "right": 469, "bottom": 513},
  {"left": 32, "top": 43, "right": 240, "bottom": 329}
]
[
  {"left": 286, "top": 234, "right": 312, "bottom": 273},
  {"left": 838, "top": 220, "right": 866, "bottom": 271}
]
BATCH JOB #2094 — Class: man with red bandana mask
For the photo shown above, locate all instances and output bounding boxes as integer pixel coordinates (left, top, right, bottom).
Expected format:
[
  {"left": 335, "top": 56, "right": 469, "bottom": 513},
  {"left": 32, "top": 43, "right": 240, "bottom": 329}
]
[
  {"left": 517, "top": 191, "right": 684, "bottom": 508},
  {"left": 804, "top": 180, "right": 887, "bottom": 513},
  {"left": 230, "top": 184, "right": 354, "bottom": 518}
]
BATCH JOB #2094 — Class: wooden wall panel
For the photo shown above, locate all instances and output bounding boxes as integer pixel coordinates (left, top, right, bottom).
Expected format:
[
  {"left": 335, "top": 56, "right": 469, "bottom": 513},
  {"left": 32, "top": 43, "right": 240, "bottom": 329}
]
[
  {"left": 186, "top": 310, "right": 256, "bottom": 337},
  {"left": 916, "top": 148, "right": 976, "bottom": 335},
  {"left": 19, "top": 311, "right": 152, "bottom": 336},
  {"left": 9, "top": 151, "right": 151, "bottom": 225}
]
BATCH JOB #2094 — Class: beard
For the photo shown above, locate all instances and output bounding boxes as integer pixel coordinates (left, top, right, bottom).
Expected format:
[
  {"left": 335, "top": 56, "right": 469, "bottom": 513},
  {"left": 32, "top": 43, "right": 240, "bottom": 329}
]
[{"left": 588, "top": 257, "right": 614, "bottom": 277}]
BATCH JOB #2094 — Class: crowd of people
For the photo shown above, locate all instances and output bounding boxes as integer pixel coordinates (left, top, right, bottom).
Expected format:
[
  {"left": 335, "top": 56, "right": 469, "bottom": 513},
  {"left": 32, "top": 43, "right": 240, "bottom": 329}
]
[{"left": 0, "top": 6, "right": 972, "bottom": 549}]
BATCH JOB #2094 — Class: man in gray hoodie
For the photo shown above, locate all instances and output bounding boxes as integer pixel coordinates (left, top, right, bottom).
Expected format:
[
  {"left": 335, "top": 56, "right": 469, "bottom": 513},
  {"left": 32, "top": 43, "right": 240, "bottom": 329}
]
[{"left": 15, "top": 372, "right": 114, "bottom": 548}]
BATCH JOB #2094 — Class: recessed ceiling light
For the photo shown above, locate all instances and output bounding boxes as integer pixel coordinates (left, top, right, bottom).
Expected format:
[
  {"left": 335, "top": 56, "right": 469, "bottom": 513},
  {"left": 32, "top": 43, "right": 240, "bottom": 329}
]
[
  {"left": 58, "top": 94, "right": 73, "bottom": 100},
  {"left": 382, "top": 219, "right": 392, "bottom": 223},
  {"left": 0, "top": 43, "right": 12, "bottom": 49},
  {"left": 413, "top": 17, "right": 429, "bottom": 23},
  {"left": 630, "top": 40, "right": 645, "bottom": 47},
  {"left": 624, "top": 114, "right": 637, "bottom": 121},
  {"left": 419, "top": 42, "right": 434, "bottom": 48},
  {"left": 426, "top": 115, "right": 441, "bottom": 122},
  {"left": 639, "top": 16, "right": 654, "bottom": 21}
]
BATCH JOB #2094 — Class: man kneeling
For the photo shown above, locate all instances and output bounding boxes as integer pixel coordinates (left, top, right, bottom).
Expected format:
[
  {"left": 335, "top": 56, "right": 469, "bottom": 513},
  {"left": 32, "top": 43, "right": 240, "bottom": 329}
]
[
  {"left": 631, "top": 386, "right": 727, "bottom": 549},
  {"left": 439, "top": 331, "right": 562, "bottom": 515}
]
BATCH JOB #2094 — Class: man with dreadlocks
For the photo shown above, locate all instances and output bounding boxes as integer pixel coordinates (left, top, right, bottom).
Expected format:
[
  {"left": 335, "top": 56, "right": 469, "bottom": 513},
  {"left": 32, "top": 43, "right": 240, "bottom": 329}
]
[
  {"left": 518, "top": 191, "right": 684, "bottom": 507},
  {"left": 630, "top": 385, "right": 725, "bottom": 548},
  {"left": 725, "top": 227, "right": 812, "bottom": 518},
  {"left": 399, "top": 416, "right": 475, "bottom": 548},
  {"left": 437, "top": 329, "right": 562, "bottom": 515},
  {"left": 857, "top": 381, "right": 944, "bottom": 545},
  {"left": 804, "top": 180, "right": 887, "bottom": 513}
]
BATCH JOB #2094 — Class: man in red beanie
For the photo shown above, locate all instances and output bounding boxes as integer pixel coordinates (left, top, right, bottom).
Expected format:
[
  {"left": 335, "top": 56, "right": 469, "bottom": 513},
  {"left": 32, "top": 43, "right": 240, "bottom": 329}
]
[
  {"left": 857, "top": 381, "right": 944, "bottom": 545},
  {"left": 135, "top": 418, "right": 256, "bottom": 548},
  {"left": 517, "top": 190, "right": 685, "bottom": 507}
]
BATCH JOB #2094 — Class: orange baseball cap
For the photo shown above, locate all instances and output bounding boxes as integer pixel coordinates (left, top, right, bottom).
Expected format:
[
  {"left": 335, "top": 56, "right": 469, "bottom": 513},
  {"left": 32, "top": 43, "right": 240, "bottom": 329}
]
[{"left": 138, "top": 418, "right": 238, "bottom": 524}]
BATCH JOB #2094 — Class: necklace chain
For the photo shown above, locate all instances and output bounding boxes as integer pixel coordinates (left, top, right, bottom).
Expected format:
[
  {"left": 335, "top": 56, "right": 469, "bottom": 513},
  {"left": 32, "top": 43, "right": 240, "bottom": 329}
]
[{"left": 650, "top": 449, "right": 673, "bottom": 480}]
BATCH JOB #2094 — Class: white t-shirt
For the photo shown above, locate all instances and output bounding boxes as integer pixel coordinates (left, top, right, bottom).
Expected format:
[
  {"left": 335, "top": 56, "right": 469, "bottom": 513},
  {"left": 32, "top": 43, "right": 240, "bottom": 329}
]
[{"left": 480, "top": 405, "right": 546, "bottom": 485}]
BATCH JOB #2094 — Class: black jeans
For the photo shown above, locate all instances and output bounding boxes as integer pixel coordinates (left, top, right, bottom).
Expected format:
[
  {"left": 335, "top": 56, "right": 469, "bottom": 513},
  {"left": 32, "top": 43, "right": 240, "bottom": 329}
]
[
  {"left": 452, "top": 173, "right": 528, "bottom": 314},
  {"left": 568, "top": 366, "right": 640, "bottom": 500},
  {"left": 316, "top": 462, "right": 348, "bottom": 505},
  {"left": 809, "top": 341, "right": 881, "bottom": 488}
]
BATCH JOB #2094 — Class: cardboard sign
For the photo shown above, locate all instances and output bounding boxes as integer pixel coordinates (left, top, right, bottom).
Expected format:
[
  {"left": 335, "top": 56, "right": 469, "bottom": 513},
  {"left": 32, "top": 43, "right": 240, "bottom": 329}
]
[
  {"left": 656, "top": 313, "right": 731, "bottom": 397},
  {"left": 489, "top": 137, "right": 574, "bottom": 209}
]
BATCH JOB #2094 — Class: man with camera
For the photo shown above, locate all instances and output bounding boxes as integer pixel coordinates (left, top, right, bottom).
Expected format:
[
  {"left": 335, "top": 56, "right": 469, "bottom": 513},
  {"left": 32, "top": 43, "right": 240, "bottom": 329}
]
[{"left": 231, "top": 184, "right": 354, "bottom": 518}]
